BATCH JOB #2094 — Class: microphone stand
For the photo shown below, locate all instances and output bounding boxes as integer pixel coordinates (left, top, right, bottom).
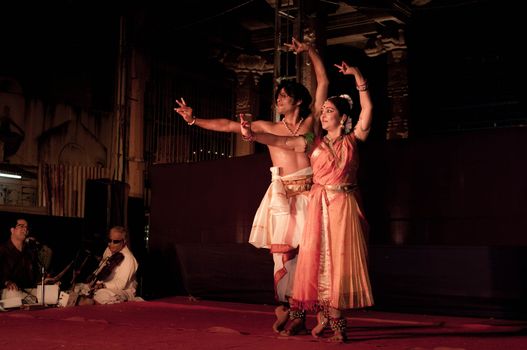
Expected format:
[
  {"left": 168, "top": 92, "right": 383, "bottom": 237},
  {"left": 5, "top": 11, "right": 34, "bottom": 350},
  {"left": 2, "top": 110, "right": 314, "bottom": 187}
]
[
  {"left": 40, "top": 265, "right": 45, "bottom": 306},
  {"left": 23, "top": 240, "right": 48, "bottom": 310},
  {"left": 33, "top": 239, "right": 47, "bottom": 306}
]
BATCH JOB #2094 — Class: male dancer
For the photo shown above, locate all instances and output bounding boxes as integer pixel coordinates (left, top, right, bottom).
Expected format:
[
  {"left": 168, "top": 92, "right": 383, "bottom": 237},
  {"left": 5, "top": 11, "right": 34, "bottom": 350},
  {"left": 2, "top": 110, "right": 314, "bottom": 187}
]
[{"left": 175, "top": 38, "right": 328, "bottom": 334}]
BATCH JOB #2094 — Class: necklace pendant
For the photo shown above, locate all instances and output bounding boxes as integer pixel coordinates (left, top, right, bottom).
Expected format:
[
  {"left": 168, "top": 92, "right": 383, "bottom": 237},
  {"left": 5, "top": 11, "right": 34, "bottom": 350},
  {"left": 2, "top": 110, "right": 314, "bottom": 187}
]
[{"left": 282, "top": 118, "right": 304, "bottom": 136}]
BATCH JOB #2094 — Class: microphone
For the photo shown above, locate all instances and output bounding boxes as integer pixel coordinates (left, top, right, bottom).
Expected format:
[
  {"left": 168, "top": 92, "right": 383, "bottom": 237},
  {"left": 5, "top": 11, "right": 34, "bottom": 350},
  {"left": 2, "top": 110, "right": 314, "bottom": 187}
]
[
  {"left": 24, "top": 236, "right": 41, "bottom": 246},
  {"left": 83, "top": 249, "right": 92, "bottom": 255}
]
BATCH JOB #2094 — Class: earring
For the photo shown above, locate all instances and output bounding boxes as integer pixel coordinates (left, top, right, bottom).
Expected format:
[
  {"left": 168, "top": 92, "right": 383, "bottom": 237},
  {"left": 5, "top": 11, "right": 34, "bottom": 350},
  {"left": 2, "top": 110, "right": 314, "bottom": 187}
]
[{"left": 340, "top": 119, "right": 345, "bottom": 129}]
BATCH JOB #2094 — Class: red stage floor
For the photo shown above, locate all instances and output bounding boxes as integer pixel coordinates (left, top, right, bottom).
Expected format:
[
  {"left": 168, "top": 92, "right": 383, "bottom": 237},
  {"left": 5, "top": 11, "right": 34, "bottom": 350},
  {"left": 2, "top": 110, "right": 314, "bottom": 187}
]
[{"left": 0, "top": 296, "right": 525, "bottom": 349}]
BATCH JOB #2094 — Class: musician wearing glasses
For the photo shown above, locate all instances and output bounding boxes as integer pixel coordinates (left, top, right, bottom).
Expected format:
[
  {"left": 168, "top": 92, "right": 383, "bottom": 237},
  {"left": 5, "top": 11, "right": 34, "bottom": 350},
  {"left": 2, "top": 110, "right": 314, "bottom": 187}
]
[
  {"left": 78, "top": 226, "right": 139, "bottom": 305},
  {"left": 0, "top": 219, "right": 43, "bottom": 300}
]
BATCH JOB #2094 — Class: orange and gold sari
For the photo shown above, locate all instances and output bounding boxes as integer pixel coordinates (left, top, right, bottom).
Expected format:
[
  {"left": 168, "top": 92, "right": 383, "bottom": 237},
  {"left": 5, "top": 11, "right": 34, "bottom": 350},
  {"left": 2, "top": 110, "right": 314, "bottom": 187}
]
[{"left": 292, "top": 134, "right": 374, "bottom": 310}]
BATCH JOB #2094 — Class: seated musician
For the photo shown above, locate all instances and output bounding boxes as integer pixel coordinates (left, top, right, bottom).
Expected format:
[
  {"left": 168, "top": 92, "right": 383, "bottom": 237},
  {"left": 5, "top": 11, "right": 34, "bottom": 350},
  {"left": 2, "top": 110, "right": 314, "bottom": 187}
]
[
  {"left": 0, "top": 218, "right": 41, "bottom": 301},
  {"left": 78, "top": 226, "right": 139, "bottom": 305}
]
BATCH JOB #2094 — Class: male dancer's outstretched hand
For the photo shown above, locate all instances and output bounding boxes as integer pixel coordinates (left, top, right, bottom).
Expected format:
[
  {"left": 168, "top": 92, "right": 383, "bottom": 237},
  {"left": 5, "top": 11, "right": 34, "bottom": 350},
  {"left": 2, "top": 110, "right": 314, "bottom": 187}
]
[
  {"left": 174, "top": 97, "right": 194, "bottom": 124},
  {"left": 239, "top": 115, "right": 253, "bottom": 140}
]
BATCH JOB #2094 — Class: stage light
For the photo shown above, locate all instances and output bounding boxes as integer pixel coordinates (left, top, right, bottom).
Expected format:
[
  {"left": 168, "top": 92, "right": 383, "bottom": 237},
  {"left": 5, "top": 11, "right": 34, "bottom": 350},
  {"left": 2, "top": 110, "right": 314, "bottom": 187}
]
[{"left": 0, "top": 172, "right": 22, "bottom": 179}]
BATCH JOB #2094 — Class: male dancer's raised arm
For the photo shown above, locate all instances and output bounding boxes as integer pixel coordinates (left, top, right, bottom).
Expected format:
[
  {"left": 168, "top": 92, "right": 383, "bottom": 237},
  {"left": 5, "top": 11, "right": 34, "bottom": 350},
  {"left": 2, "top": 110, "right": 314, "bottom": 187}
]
[{"left": 285, "top": 39, "right": 329, "bottom": 136}]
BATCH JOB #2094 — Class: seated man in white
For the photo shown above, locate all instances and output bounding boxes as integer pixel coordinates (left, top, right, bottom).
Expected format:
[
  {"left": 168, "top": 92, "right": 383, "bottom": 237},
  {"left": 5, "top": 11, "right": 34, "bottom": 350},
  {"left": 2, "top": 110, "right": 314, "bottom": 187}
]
[{"left": 78, "top": 226, "right": 139, "bottom": 305}]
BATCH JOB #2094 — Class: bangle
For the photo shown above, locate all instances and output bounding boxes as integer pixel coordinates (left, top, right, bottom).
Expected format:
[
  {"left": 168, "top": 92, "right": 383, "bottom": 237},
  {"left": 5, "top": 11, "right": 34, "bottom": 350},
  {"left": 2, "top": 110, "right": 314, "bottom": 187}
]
[
  {"left": 242, "top": 134, "right": 255, "bottom": 142},
  {"left": 356, "top": 80, "right": 368, "bottom": 91},
  {"left": 188, "top": 117, "right": 196, "bottom": 126}
]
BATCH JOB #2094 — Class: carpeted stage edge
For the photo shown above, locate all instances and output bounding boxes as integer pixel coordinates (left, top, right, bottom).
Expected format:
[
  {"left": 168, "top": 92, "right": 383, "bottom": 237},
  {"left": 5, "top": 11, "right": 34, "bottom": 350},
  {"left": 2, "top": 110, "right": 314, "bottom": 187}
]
[{"left": 0, "top": 296, "right": 526, "bottom": 349}]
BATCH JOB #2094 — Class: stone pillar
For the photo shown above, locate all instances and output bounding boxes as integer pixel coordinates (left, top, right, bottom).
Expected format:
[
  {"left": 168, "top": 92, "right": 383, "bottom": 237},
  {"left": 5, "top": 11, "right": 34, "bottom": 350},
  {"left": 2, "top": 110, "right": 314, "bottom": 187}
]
[
  {"left": 234, "top": 73, "right": 257, "bottom": 156},
  {"left": 127, "top": 48, "right": 146, "bottom": 198},
  {"left": 386, "top": 49, "right": 409, "bottom": 139},
  {"left": 221, "top": 54, "right": 273, "bottom": 157},
  {"left": 365, "top": 29, "right": 409, "bottom": 139}
]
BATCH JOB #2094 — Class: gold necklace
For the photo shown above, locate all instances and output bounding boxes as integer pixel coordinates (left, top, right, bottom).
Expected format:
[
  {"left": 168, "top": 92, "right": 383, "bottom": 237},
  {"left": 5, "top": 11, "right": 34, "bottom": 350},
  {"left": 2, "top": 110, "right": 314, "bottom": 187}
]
[
  {"left": 324, "top": 134, "right": 344, "bottom": 165},
  {"left": 282, "top": 118, "right": 304, "bottom": 136},
  {"left": 324, "top": 134, "right": 340, "bottom": 144}
]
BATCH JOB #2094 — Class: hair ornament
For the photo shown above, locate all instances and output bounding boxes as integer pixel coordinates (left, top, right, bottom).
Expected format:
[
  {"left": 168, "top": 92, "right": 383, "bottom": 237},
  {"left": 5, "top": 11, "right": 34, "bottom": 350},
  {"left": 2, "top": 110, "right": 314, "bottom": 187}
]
[
  {"left": 343, "top": 117, "right": 352, "bottom": 134},
  {"left": 339, "top": 94, "right": 353, "bottom": 110}
]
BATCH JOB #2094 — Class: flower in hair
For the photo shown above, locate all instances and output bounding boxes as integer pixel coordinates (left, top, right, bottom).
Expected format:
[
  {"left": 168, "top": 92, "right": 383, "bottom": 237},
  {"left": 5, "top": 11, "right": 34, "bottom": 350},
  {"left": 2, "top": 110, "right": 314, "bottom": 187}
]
[
  {"left": 339, "top": 94, "right": 353, "bottom": 110},
  {"left": 343, "top": 117, "right": 353, "bottom": 134}
]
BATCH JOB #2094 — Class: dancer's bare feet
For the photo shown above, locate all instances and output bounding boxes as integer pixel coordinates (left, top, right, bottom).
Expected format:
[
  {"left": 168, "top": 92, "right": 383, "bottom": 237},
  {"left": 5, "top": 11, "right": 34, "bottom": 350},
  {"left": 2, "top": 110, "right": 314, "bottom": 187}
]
[
  {"left": 311, "top": 311, "right": 328, "bottom": 338},
  {"left": 280, "top": 310, "right": 308, "bottom": 336},
  {"left": 272, "top": 305, "right": 289, "bottom": 333},
  {"left": 328, "top": 317, "right": 347, "bottom": 343},
  {"left": 329, "top": 330, "right": 347, "bottom": 342}
]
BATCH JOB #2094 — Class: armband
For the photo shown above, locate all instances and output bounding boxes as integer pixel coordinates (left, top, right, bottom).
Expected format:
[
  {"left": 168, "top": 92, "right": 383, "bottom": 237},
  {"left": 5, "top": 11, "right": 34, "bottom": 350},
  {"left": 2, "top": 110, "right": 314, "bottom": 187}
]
[{"left": 303, "top": 132, "right": 315, "bottom": 146}]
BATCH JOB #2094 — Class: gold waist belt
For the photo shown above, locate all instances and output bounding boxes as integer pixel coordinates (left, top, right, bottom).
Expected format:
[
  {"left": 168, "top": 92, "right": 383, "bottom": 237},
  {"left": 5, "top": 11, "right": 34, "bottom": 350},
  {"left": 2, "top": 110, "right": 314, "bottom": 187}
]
[
  {"left": 282, "top": 177, "right": 313, "bottom": 197},
  {"left": 323, "top": 183, "right": 357, "bottom": 193}
]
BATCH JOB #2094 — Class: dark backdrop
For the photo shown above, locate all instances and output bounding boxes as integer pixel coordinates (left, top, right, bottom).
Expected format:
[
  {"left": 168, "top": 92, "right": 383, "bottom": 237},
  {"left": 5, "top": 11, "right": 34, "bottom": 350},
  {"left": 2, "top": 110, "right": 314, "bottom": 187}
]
[
  {"left": 147, "top": 153, "right": 274, "bottom": 301},
  {"left": 148, "top": 128, "right": 527, "bottom": 319}
]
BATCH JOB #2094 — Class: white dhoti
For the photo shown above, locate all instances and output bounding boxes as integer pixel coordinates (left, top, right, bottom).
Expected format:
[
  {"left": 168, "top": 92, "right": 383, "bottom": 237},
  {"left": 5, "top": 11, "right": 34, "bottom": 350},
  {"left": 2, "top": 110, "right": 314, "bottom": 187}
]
[
  {"left": 249, "top": 166, "right": 312, "bottom": 302},
  {"left": 93, "top": 286, "right": 136, "bottom": 305}
]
